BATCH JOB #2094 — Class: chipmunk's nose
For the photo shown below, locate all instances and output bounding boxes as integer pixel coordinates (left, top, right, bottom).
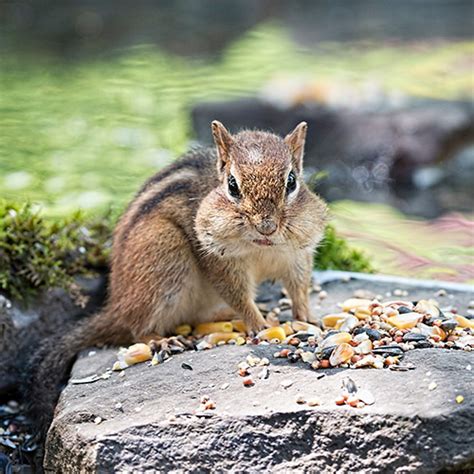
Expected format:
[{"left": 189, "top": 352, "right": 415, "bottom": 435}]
[{"left": 255, "top": 218, "right": 277, "bottom": 236}]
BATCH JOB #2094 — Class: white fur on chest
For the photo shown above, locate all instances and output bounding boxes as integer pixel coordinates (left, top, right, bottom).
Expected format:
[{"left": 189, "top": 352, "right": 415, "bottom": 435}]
[{"left": 247, "top": 246, "right": 298, "bottom": 283}]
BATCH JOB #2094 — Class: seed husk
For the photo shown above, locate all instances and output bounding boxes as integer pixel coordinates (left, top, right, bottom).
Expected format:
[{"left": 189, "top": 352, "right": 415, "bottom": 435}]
[
  {"left": 414, "top": 300, "right": 440, "bottom": 318},
  {"left": 339, "top": 315, "right": 359, "bottom": 332},
  {"left": 292, "top": 321, "right": 322, "bottom": 336},
  {"left": 440, "top": 320, "right": 458, "bottom": 333},
  {"left": 403, "top": 332, "right": 427, "bottom": 342},
  {"left": 329, "top": 343, "right": 354, "bottom": 366},
  {"left": 372, "top": 345, "right": 404, "bottom": 357},
  {"left": 320, "top": 332, "right": 352, "bottom": 350}
]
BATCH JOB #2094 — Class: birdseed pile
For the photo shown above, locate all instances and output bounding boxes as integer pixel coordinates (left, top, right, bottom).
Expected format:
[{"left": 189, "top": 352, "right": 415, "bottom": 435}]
[{"left": 110, "top": 286, "right": 474, "bottom": 408}]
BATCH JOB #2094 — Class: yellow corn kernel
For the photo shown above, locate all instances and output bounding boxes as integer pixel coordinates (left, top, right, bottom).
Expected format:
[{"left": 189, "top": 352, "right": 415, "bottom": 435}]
[
  {"left": 388, "top": 313, "right": 422, "bottom": 330},
  {"left": 432, "top": 325, "right": 447, "bottom": 340},
  {"left": 321, "top": 313, "right": 350, "bottom": 329},
  {"left": 455, "top": 315, "right": 474, "bottom": 330},
  {"left": 206, "top": 332, "right": 242, "bottom": 345},
  {"left": 236, "top": 336, "right": 246, "bottom": 346},
  {"left": 257, "top": 326, "right": 286, "bottom": 342},
  {"left": 354, "top": 308, "right": 372, "bottom": 320},
  {"left": 340, "top": 298, "right": 372, "bottom": 312},
  {"left": 123, "top": 343, "right": 152, "bottom": 365},
  {"left": 194, "top": 322, "right": 233, "bottom": 336},
  {"left": 175, "top": 324, "right": 192, "bottom": 336},
  {"left": 231, "top": 319, "right": 247, "bottom": 333}
]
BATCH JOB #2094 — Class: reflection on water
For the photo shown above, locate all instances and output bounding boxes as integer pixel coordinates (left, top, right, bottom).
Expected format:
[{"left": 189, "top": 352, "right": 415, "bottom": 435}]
[{"left": 0, "top": 13, "right": 473, "bottom": 282}]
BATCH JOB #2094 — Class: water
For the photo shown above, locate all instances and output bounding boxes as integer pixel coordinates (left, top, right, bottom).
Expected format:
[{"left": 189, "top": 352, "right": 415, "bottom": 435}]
[{"left": 0, "top": 3, "right": 473, "bottom": 282}]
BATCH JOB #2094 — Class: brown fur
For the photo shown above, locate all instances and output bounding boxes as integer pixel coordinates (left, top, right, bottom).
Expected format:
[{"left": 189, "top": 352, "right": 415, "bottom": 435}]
[{"left": 27, "top": 121, "right": 328, "bottom": 459}]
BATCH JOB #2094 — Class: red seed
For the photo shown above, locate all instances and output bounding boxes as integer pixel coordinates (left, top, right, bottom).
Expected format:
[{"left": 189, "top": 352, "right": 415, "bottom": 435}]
[
  {"left": 320, "top": 360, "right": 330, "bottom": 369},
  {"left": 243, "top": 377, "right": 254, "bottom": 387},
  {"left": 346, "top": 396, "right": 359, "bottom": 407},
  {"left": 238, "top": 368, "right": 249, "bottom": 377}
]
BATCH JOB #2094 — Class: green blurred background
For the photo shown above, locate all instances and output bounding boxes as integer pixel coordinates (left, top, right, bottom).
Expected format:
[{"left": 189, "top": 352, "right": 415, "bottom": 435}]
[{"left": 1, "top": 0, "right": 473, "bottom": 282}]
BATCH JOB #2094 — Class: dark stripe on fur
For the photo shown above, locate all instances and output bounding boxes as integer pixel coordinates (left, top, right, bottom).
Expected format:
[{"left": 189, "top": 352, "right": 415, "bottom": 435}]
[
  {"left": 137, "top": 147, "right": 215, "bottom": 196},
  {"left": 121, "top": 179, "right": 197, "bottom": 243}
]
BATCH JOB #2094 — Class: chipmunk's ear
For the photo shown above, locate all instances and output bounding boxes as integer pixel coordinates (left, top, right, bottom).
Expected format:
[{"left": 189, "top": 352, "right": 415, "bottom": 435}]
[
  {"left": 284, "top": 121, "right": 307, "bottom": 173},
  {"left": 211, "top": 120, "right": 234, "bottom": 174}
]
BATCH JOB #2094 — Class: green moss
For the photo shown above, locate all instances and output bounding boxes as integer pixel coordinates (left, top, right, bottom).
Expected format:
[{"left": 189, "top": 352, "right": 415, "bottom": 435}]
[
  {"left": 0, "top": 200, "right": 373, "bottom": 300},
  {"left": 314, "top": 224, "right": 374, "bottom": 273},
  {"left": 0, "top": 200, "right": 111, "bottom": 301}
]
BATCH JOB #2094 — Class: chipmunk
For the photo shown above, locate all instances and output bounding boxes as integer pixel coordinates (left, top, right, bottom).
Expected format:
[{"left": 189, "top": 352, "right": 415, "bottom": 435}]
[{"left": 27, "top": 121, "right": 327, "bottom": 451}]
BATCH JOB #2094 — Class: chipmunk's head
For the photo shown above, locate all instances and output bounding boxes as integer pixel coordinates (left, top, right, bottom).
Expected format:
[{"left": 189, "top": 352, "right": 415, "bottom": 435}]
[{"left": 195, "top": 121, "right": 327, "bottom": 257}]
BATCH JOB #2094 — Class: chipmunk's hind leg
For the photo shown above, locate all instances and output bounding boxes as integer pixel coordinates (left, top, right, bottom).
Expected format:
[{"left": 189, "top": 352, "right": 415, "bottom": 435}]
[{"left": 111, "top": 215, "right": 205, "bottom": 338}]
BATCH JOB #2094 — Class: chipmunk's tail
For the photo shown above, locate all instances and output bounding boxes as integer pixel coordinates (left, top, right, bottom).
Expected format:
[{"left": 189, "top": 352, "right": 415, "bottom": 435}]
[{"left": 24, "top": 311, "right": 131, "bottom": 448}]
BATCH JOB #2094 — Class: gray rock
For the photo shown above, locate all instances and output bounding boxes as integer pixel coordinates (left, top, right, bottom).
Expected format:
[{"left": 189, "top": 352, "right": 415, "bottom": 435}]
[
  {"left": 45, "top": 273, "right": 474, "bottom": 472},
  {"left": 0, "top": 276, "right": 106, "bottom": 395}
]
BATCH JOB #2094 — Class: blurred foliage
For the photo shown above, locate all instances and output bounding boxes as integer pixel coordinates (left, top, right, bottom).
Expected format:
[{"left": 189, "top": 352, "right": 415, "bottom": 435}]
[
  {"left": 331, "top": 201, "right": 474, "bottom": 283},
  {"left": 0, "top": 23, "right": 472, "bottom": 215},
  {"left": 314, "top": 224, "right": 374, "bottom": 273},
  {"left": 0, "top": 200, "right": 371, "bottom": 300},
  {"left": 0, "top": 200, "right": 111, "bottom": 301}
]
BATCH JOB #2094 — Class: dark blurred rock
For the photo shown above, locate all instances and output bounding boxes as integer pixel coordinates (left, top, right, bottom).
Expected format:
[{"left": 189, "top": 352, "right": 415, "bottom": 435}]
[
  {"left": 0, "top": 276, "right": 106, "bottom": 398},
  {"left": 192, "top": 98, "right": 474, "bottom": 216}
]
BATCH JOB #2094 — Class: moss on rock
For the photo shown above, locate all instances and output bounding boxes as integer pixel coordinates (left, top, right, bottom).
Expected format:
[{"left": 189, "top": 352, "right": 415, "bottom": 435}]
[{"left": 0, "top": 200, "right": 111, "bottom": 300}]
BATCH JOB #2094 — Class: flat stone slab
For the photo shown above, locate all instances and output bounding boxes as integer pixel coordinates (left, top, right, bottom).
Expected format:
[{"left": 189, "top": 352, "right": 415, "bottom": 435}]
[{"left": 45, "top": 273, "right": 474, "bottom": 473}]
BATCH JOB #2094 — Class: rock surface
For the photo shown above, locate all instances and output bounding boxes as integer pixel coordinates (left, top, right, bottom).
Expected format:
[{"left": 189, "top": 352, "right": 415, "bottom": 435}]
[{"left": 45, "top": 274, "right": 474, "bottom": 473}]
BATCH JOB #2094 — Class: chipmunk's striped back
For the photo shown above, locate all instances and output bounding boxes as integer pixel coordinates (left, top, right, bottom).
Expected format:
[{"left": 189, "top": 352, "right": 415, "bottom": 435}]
[{"left": 114, "top": 147, "right": 218, "bottom": 246}]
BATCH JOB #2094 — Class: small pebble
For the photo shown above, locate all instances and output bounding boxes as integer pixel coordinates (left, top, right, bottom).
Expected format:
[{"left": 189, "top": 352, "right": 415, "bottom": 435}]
[{"left": 94, "top": 416, "right": 102, "bottom": 424}]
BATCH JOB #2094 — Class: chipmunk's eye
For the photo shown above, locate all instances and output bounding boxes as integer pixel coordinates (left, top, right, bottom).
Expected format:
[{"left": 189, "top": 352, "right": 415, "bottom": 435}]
[
  {"left": 228, "top": 174, "right": 241, "bottom": 199},
  {"left": 286, "top": 170, "right": 297, "bottom": 195}
]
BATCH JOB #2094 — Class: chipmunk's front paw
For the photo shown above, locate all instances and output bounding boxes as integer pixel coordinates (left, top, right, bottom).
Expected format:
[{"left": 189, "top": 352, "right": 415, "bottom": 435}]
[{"left": 245, "top": 314, "right": 268, "bottom": 336}]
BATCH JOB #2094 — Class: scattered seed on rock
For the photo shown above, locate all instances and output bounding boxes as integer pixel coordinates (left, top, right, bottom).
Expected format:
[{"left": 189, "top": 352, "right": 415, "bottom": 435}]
[
  {"left": 296, "top": 396, "right": 306, "bottom": 404},
  {"left": 243, "top": 377, "right": 254, "bottom": 387},
  {"left": 307, "top": 398, "right": 321, "bottom": 407},
  {"left": 428, "top": 382, "right": 438, "bottom": 391},
  {"left": 456, "top": 395, "right": 464, "bottom": 404}
]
